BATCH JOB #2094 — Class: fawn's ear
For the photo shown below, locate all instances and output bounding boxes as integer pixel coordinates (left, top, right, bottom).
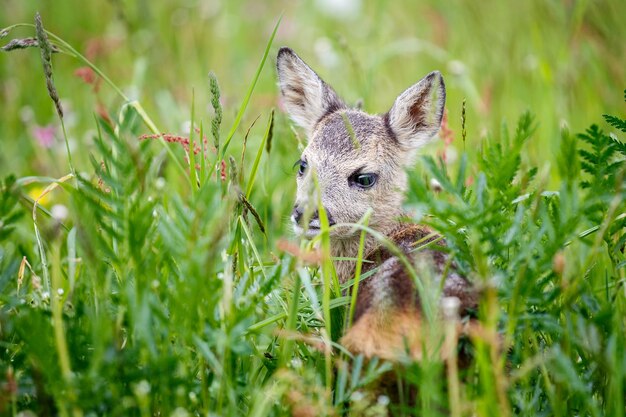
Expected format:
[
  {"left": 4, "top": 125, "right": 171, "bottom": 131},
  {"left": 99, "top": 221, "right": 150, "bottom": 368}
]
[
  {"left": 277, "top": 47, "right": 345, "bottom": 135},
  {"left": 386, "top": 71, "right": 446, "bottom": 150}
]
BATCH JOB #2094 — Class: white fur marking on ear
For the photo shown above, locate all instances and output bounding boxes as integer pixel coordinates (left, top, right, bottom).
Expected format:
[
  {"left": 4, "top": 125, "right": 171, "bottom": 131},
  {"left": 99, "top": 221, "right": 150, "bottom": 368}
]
[
  {"left": 277, "top": 47, "right": 344, "bottom": 135},
  {"left": 387, "top": 71, "right": 446, "bottom": 150}
]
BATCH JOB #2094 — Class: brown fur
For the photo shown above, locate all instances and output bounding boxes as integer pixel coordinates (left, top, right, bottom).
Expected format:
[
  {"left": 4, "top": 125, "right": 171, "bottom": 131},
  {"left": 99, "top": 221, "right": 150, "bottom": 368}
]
[
  {"left": 341, "top": 306, "right": 424, "bottom": 360},
  {"left": 342, "top": 225, "right": 477, "bottom": 360}
]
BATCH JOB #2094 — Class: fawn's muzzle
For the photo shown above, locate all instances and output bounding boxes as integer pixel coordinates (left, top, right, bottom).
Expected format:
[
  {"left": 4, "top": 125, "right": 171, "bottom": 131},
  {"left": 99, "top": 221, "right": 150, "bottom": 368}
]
[{"left": 291, "top": 206, "right": 336, "bottom": 231}]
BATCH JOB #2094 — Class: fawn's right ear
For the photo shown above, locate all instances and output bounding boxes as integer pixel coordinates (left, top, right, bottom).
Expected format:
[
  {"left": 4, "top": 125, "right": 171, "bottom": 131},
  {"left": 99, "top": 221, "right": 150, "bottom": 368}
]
[{"left": 277, "top": 47, "right": 345, "bottom": 135}]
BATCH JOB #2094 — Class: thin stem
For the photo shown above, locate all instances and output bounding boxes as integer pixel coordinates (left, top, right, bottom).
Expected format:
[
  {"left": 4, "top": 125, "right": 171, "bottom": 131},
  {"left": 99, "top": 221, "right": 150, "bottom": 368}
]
[{"left": 346, "top": 210, "right": 371, "bottom": 330}]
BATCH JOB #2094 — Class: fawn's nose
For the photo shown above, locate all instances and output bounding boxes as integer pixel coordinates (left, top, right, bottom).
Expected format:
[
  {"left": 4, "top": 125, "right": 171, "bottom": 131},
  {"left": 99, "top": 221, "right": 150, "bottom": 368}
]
[
  {"left": 292, "top": 206, "right": 304, "bottom": 225},
  {"left": 291, "top": 206, "right": 336, "bottom": 227}
]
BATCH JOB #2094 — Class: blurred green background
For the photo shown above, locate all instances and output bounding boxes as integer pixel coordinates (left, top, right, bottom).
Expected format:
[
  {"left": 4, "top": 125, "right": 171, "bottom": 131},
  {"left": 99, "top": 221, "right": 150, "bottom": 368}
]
[
  {"left": 1, "top": 0, "right": 624, "bottom": 188},
  {"left": 1, "top": 2, "right": 625, "bottom": 414}
]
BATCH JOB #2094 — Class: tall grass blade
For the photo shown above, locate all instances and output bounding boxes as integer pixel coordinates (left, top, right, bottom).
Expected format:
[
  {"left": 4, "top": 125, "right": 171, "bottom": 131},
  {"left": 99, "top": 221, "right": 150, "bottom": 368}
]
[{"left": 220, "top": 16, "right": 282, "bottom": 158}]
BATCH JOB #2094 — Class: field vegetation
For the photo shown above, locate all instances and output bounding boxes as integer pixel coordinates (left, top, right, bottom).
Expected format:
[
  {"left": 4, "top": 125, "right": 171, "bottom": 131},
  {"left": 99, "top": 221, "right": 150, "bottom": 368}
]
[{"left": 0, "top": 1, "right": 625, "bottom": 416}]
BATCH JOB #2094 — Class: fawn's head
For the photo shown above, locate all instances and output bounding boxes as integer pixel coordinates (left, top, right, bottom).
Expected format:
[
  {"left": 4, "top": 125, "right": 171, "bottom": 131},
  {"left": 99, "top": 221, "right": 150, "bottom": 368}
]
[{"left": 277, "top": 47, "right": 445, "bottom": 240}]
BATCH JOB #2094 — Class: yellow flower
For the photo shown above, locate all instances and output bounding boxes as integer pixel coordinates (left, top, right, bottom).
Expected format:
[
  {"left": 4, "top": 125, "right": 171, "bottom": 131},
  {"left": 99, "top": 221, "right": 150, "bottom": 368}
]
[{"left": 27, "top": 186, "right": 51, "bottom": 207}]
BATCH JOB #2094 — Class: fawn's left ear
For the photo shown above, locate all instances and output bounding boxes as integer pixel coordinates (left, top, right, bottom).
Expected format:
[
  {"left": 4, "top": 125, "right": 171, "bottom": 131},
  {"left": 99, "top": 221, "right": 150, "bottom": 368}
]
[
  {"left": 277, "top": 47, "right": 345, "bottom": 136},
  {"left": 386, "top": 71, "right": 446, "bottom": 150}
]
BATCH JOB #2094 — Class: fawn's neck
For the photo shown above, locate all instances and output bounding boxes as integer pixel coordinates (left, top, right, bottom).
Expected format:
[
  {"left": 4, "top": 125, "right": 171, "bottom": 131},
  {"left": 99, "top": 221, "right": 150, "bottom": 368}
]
[{"left": 330, "top": 222, "right": 400, "bottom": 283}]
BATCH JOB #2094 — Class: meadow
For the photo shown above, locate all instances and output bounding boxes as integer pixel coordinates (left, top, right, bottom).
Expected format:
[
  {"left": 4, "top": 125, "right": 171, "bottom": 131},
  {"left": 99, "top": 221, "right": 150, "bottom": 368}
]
[{"left": 0, "top": 0, "right": 625, "bottom": 415}]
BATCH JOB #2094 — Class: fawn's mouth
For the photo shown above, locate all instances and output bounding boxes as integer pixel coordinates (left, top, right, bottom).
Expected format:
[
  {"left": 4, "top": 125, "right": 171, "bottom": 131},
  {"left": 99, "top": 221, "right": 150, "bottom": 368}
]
[
  {"left": 292, "top": 217, "right": 333, "bottom": 238},
  {"left": 293, "top": 224, "right": 320, "bottom": 238},
  {"left": 292, "top": 219, "right": 321, "bottom": 238}
]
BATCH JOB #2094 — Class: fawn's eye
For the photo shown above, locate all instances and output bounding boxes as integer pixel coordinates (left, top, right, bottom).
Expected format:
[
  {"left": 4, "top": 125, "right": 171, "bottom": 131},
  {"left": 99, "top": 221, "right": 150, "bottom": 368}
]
[
  {"left": 294, "top": 159, "right": 308, "bottom": 176},
  {"left": 350, "top": 173, "right": 378, "bottom": 188}
]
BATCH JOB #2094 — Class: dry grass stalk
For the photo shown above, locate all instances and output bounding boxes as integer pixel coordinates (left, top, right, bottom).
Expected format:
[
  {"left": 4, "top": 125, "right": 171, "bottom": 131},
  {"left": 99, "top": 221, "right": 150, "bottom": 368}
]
[
  {"left": 238, "top": 192, "right": 266, "bottom": 235},
  {"left": 276, "top": 239, "right": 324, "bottom": 264}
]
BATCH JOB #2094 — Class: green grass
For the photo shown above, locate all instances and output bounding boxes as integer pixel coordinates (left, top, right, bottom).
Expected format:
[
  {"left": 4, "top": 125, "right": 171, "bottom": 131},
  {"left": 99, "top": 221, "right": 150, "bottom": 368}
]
[{"left": 0, "top": 1, "right": 625, "bottom": 416}]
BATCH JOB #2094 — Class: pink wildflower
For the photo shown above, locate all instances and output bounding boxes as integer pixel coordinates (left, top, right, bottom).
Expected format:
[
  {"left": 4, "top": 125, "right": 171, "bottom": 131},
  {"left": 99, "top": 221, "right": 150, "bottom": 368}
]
[
  {"left": 220, "top": 159, "right": 227, "bottom": 181},
  {"left": 33, "top": 124, "right": 55, "bottom": 148},
  {"left": 74, "top": 66, "right": 101, "bottom": 92}
]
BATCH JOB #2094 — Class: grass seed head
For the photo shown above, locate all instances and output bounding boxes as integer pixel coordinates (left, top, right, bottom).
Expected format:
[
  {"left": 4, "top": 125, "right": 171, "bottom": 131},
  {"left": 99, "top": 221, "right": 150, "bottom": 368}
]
[
  {"left": 209, "top": 71, "right": 222, "bottom": 150},
  {"left": 1, "top": 37, "right": 60, "bottom": 52},
  {"left": 35, "top": 12, "right": 63, "bottom": 119}
]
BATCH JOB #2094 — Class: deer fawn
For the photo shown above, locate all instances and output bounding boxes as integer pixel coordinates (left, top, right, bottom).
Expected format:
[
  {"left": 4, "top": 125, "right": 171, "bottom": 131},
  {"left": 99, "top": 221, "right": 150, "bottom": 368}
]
[{"left": 277, "top": 47, "right": 477, "bottom": 360}]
